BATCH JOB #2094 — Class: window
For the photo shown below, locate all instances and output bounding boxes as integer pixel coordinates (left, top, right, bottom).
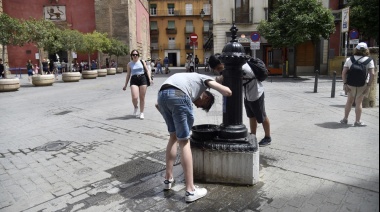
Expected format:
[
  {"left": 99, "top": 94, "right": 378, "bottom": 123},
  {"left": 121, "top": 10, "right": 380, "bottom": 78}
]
[
  {"left": 168, "top": 21, "right": 175, "bottom": 29},
  {"left": 168, "top": 4, "right": 175, "bottom": 15},
  {"left": 186, "top": 21, "right": 193, "bottom": 33},
  {"left": 235, "top": 0, "right": 250, "bottom": 24},
  {"left": 168, "top": 37, "right": 176, "bottom": 49},
  {"left": 203, "top": 21, "right": 210, "bottom": 32},
  {"left": 185, "top": 4, "right": 193, "bottom": 15},
  {"left": 150, "top": 21, "right": 158, "bottom": 30},
  {"left": 150, "top": 4, "right": 157, "bottom": 16},
  {"left": 203, "top": 4, "right": 211, "bottom": 15}
]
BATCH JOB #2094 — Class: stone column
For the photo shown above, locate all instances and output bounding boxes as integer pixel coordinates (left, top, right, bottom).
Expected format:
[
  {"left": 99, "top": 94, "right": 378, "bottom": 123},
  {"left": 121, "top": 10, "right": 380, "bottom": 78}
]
[{"left": 363, "top": 47, "right": 378, "bottom": 108}]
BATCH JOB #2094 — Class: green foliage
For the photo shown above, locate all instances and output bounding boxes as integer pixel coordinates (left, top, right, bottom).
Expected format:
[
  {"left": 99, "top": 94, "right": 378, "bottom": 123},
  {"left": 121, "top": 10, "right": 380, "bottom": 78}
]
[
  {"left": 0, "top": 13, "right": 24, "bottom": 47},
  {"left": 78, "top": 31, "right": 110, "bottom": 55},
  {"left": 60, "top": 29, "right": 84, "bottom": 52},
  {"left": 349, "top": 0, "right": 379, "bottom": 43},
  {"left": 106, "top": 38, "right": 129, "bottom": 57},
  {"left": 23, "top": 18, "right": 59, "bottom": 49},
  {"left": 258, "top": 0, "right": 335, "bottom": 47}
]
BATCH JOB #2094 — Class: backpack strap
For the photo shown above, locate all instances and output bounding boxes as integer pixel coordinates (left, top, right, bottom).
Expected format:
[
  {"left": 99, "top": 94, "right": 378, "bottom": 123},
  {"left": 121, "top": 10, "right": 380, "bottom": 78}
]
[
  {"left": 242, "top": 77, "right": 256, "bottom": 87},
  {"left": 362, "top": 57, "right": 373, "bottom": 65}
]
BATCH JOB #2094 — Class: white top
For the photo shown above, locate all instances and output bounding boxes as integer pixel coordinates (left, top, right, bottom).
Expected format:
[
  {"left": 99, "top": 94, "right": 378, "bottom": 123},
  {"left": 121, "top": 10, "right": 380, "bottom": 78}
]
[{"left": 242, "top": 63, "right": 264, "bottom": 102}]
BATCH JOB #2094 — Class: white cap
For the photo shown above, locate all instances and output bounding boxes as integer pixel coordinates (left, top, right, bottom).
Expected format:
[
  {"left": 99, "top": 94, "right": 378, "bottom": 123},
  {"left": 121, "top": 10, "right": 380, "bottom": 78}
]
[{"left": 356, "top": 42, "right": 368, "bottom": 50}]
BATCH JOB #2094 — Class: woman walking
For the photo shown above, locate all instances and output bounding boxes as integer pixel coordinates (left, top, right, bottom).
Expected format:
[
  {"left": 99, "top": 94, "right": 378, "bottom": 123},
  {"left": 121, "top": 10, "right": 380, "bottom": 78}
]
[{"left": 123, "top": 50, "right": 153, "bottom": 120}]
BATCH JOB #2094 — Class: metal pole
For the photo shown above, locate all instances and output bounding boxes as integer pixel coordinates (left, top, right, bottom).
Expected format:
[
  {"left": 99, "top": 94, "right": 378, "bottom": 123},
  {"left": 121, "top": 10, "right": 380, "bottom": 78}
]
[
  {"left": 314, "top": 70, "right": 319, "bottom": 93},
  {"left": 331, "top": 71, "right": 336, "bottom": 98},
  {"left": 19, "top": 68, "right": 22, "bottom": 79}
]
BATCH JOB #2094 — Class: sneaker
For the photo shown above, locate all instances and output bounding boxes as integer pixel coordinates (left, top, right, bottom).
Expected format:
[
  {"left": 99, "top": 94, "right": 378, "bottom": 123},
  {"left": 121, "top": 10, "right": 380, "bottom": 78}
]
[
  {"left": 164, "top": 178, "right": 175, "bottom": 190},
  {"left": 340, "top": 119, "right": 348, "bottom": 124},
  {"left": 185, "top": 186, "right": 207, "bottom": 203},
  {"left": 354, "top": 121, "right": 366, "bottom": 127},
  {"left": 139, "top": 113, "right": 144, "bottom": 120},
  {"left": 259, "top": 137, "right": 272, "bottom": 147},
  {"left": 133, "top": 107, "right": 138, "bottom": 116}
]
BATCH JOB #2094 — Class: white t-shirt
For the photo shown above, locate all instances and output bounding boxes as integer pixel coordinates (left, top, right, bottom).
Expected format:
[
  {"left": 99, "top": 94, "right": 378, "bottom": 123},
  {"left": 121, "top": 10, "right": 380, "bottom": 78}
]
[
  {"left": 242, "top": 63, "right": 264, "bottom": 102},
  {"left": 344, "top": 56, "right": 375, "bottom": 82}
]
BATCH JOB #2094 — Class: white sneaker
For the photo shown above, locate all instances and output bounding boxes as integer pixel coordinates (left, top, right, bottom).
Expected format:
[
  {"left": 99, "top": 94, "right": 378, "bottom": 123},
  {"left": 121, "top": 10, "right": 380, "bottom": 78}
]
[
  {"left": 163, "top": 178, "right": 175, "bottom": 190},
  {"left": 133, "top": 107, "right": 138, "bottom": 116},
  {"left": 185, "top": 186, "right": 207, "bottom": 203},
  {"left": 139, "top": 113, "right": 144, "bottom": 120}
]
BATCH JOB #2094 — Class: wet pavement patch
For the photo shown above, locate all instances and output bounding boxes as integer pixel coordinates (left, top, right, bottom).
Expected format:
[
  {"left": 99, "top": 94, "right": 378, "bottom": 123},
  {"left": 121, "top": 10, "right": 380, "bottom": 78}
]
[
  {"left": 106, "top": 150, "right": 180, "bottom": 183},
  {"left": 34, "top": 140, "right": 73, "bottom": 151}
]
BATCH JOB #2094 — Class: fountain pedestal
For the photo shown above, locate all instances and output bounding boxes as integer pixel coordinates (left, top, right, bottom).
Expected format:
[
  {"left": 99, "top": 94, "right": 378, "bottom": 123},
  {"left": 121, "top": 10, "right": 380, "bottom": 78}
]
[{"left": 191, "top": 24, "right": 259, "bottom": 185}]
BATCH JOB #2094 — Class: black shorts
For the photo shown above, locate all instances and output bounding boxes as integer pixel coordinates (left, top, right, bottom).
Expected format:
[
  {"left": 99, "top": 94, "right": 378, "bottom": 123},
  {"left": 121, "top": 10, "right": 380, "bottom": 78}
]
[
  {"left": 244, "top": 93, "right": 267, "bottom": 123},
  {"left": 130, "top": 74, "right": 148, "bottom": 86}
]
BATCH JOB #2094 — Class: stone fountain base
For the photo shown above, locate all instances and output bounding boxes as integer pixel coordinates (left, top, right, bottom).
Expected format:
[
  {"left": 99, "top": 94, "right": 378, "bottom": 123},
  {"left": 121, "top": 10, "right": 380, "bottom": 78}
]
[{"left": 191, "top": 126, "right": 259, "bottom": 185}]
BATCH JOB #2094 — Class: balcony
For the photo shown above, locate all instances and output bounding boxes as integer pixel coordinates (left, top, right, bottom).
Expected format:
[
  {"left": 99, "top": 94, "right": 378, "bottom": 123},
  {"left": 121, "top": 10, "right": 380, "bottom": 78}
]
[
  {"left": 166, "top": 28, "right": 177, "bottom": 34},
  {"left": 150, "top": 9, "right": 210, "bottom": 17},
  {"left": 151, "top": 43, "right": 159, "bottom": 51},
  {"left": 150, "top": 29, "right": 159, "bottom": 35}
]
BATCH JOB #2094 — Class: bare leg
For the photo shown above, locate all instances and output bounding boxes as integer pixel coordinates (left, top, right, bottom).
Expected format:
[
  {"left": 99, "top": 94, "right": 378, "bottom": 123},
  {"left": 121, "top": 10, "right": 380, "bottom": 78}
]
[
  {"left": 130, "top": 85, "right": 140, "bottom": 109},
  {"left": 179, "top": 140, "right": 194, "bottom": 192},
  {"left": 249, "top": 117, "right": 258, "bottom": 135},
  {"left": 165, "top": 133, "right": 177, "bottom": 180},
  {"left": 262, "top": 116, "right": 271, "bottom": 138},
  {"left": 343, "top": 94, "right": 355, "bottom": 120},
  {"left": 354, "top": 95, "right": 365, "bottom": 123},
  {"left": 139, "top": 85, "right": 147, "bottom": 113}
]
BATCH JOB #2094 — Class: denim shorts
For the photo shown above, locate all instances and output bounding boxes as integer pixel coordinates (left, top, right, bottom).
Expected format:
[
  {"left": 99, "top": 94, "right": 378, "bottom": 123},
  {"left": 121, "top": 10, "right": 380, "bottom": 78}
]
[{"left": 157, "top": 88, "right": 194, "bottom": 141}]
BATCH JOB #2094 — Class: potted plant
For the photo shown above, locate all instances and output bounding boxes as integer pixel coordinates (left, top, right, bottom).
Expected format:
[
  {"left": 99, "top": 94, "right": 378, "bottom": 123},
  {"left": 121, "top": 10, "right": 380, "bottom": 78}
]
[
  {"left": 60, "top": 29, "right": 83, "bottom": 82},
  {"left": 0, "top": 13, "right": 24, "bottom": 92},
  {"left": 106, "top": 38, "right": 129, "bottom": 74},
  {"left": 24, "top": 18, "right": 59, "bottom": 86}
]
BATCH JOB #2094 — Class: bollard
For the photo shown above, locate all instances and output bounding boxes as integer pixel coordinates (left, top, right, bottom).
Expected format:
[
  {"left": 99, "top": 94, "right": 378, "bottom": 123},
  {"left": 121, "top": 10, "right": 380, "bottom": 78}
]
[
  {"left": 314, "top": 70, "right": 319, "bottom": 93},
  {"left": 331, "top": 71, "right": 336, "bottom": 98}
]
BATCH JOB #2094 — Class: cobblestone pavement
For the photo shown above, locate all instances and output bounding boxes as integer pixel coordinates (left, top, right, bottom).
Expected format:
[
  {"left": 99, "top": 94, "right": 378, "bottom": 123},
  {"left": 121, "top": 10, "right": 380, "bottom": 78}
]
[{"left": 0, "top": 69, "right": 378, "bottom": 212}]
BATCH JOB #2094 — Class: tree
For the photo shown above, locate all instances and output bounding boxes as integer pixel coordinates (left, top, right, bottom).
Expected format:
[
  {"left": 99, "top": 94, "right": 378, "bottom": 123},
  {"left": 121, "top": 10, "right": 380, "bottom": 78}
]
[
  {"left": 0, "top": 13, "right": 24, "bottom": 78},
  {"left": 349, "top": 0, "right": 379, "bottom": 44},
  {"left": 23, "top": 18, "right": 60, "bottom": 75},
  {"left": 258, "top": 0, "right": 335, "bottom": 76},
  {"left": 105, "top": 38, "right": 129, "bottom": 68},
  {"left": 78, "top": 31, "right": 110, "bottom": 70},
  {"left": 59, "top": 29, "right": 84, "bottom": 72}
]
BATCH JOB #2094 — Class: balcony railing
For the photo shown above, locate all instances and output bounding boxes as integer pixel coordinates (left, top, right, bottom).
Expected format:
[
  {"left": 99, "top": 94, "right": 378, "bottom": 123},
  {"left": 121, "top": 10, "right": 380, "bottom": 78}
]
[
  {"left": 163, "top": 44, "right": 180, "bottom": 50},
  {"left": 150, "top": 29, "right": 159, "bottom": 35},
  {"left": 166, "top": 28, "right": 177, "bottom": 34},
  {"left": 150, "top": 9, "right": 209, "bottom": 17},
  {"left": 232, "top": 8, "right": 253, "bottom": 24}
]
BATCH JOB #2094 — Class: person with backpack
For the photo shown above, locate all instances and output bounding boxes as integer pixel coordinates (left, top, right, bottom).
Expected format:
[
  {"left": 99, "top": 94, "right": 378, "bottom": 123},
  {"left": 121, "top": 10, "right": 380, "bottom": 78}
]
[
  {"left": 340, "top": 42, "right": 375, "bottom": 127},
  {"left": 209, "top": 55, "right": 272, "bottom": 147}
]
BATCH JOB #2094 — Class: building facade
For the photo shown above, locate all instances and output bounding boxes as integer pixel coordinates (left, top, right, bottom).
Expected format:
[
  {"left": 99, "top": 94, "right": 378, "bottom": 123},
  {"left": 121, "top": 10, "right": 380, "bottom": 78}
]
[
  {"left": 149, "top": 0, "right": 212, "bottom": 66},
  {"left": 2, "top": 0, "right": 150, "bottom": 70}
]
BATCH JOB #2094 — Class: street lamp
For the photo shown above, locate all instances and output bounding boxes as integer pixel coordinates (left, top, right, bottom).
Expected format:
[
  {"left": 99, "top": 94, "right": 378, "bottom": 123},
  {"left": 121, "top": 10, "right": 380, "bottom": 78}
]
[{"left": 200, "top": 9, "right": 205, "bottom": 20}]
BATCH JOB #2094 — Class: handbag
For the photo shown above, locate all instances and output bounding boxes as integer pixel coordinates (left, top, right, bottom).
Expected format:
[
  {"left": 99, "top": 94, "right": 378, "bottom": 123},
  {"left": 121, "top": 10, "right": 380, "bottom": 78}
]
[{"left": 141, "top": 60, "right": 152, "bottom": 86}]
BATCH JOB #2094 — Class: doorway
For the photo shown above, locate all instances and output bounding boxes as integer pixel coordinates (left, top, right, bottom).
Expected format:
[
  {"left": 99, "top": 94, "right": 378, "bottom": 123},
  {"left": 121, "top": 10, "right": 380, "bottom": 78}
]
[{"left": 168, "top": 53, "right": 177, "bottom": 66}]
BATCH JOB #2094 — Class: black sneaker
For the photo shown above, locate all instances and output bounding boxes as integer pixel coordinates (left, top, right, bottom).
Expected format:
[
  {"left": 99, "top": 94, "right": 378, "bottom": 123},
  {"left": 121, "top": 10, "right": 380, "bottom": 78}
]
[{"left": 259, "top": 137, "right": 272, "bottom": 147}]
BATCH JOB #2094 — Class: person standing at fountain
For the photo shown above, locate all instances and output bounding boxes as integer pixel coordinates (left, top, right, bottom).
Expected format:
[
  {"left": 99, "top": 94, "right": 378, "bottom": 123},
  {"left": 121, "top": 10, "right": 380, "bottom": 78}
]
[
  {"left": 157, "top": 73, "right": 232, "bottom": 203},
  {"left": 209, "top": 55, "right": 272, "bottom": 147}
]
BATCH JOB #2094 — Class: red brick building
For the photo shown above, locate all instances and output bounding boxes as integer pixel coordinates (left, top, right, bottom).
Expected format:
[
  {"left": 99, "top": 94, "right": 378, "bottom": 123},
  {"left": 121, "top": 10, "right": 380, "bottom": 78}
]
[{"left": 3, "top": 0, "right": 96, "bottom": 69}]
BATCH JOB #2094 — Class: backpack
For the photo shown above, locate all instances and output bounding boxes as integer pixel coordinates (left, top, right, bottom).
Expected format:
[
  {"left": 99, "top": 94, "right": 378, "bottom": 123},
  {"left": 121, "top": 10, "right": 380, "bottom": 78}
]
[
  {"left": 347, "top": 56, "right": 372, "bottom": 87},
  {"left": 246, "top": 58, "right": 269, "bottom": 82}
]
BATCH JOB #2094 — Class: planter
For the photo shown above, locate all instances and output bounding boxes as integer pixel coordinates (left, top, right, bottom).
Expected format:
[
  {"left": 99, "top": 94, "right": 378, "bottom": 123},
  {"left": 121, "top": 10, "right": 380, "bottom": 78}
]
[
  {"left": 107, "top": 68, "right": 116, "bottom": 75},
  {"left": 82, "top": 70, "right": 98, "bottom": 79},
  {"left": 32, "top": 74, "right": 55, "bottom": 86},
  {"left": 0, "top": 78, "right": 20, "bottom": 92},
  {"left": 62, "top": 72, "right": 81, "bottom": 82},
  {"left": 98, "top": 69, "right": 107, "bottom": 77},
  {"left": 116, "top": 67, "right": 123, "bottom": 73}
]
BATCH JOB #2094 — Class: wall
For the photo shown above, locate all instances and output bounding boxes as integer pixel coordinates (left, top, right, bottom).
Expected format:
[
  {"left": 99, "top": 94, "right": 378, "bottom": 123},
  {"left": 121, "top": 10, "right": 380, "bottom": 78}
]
[{"left": 3, "top": 0, "right": 96, "bottom": 69}]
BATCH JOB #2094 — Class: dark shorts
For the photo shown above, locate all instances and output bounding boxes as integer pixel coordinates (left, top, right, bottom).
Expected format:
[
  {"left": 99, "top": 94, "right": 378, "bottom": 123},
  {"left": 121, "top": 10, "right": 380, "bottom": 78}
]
[
  {"left": 244, "top": 93, "right": 267, "bottom": 123},
  {"left": 130, "top": 74, "right": 148, "bottom": 86},
  {"left": 28, "top": 69, "right": 33, "bottom": 76}
]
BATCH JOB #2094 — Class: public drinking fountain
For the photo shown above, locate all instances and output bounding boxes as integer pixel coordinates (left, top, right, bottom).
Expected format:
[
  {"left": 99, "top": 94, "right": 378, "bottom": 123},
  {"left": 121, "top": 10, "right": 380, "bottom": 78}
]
[{"left": 191, "top": 24, "right": 259, "bottom": 185}]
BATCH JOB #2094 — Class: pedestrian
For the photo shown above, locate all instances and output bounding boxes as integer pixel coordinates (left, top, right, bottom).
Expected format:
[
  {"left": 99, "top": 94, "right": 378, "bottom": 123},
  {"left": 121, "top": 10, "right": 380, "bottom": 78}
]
[
  {"left": 150, "top": 59, "right": 156, "bottom": 74},
  {"left": 122, "top": 50, "right": 153, "bottom": 120},
  {"left": 185, "top": 57, "right": 190, "bottom": 72},
  {"left": 26, "top": 59, "right": 33, "bottom": 82},
  {"left": 164, "top": 56, "right": 170, "bottom": 74},
  {"left": 194, "top": 55, "right": 199, "bottom": 72},
  {"left": 204, "top": 57, "right": 209, "bottom": 72},
  {"left": 146, "top": 58, "right": 153, "bottom": 76},
  {"left": 340, "top": 42, "right": 375, "bottom": 127},
  {"left": 33, "top": 63, "right": 39, "bottom": 75},
  {"left": 0, "top": 59, "right": 4, "bottom": 78},
  {"left": 91, "top": 60, "right": 97, "bottom": 70},
  {"left": 42, "top": 58, "right": 48, "bottom": 74},
  {"left": 61, "top": 60, "right": 66, "bottom": 72},
  {"left": 209, "top": 55, "right": 272, "bottom": 147},
  {"left": 189, "top": 58, "right": 195, "bottom": 72},
  {"left": 156, "top": 72, "right": 232, "bottom": 203},
  {"left": 49, "top": 59, "right": 54, "bottom": 74},
  {"left": 156, "top": 58, "right": 163, "bottom": 74}
]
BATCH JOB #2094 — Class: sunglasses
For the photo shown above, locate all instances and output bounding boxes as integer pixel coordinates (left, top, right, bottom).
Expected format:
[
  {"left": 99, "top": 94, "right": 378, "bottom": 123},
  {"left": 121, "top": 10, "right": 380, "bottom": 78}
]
[{"left": 131, "top": 54, "right": 139, "bottom": 57}]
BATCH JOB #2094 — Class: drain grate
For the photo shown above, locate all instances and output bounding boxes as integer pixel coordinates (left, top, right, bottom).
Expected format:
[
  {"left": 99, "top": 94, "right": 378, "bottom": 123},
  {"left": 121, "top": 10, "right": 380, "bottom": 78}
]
[{"left": 34, "top": 140, "right": 73, "bottom": 151}]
